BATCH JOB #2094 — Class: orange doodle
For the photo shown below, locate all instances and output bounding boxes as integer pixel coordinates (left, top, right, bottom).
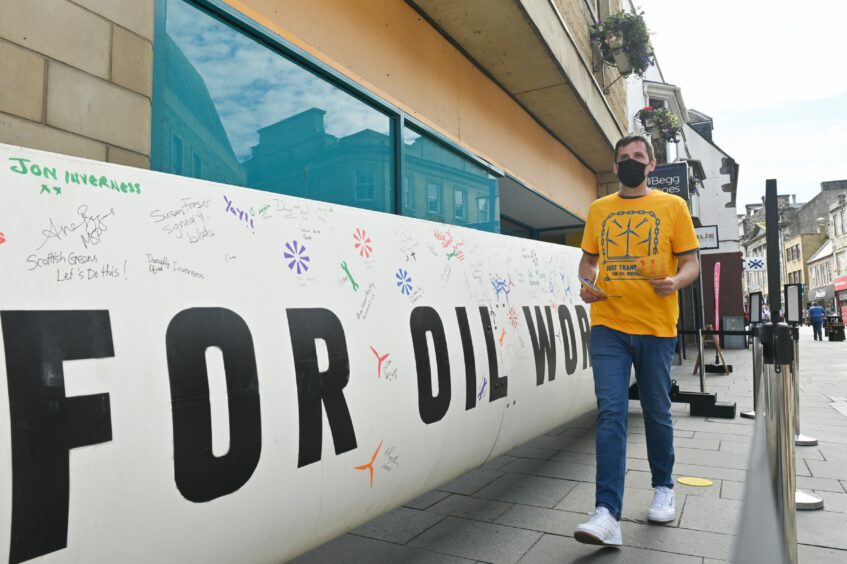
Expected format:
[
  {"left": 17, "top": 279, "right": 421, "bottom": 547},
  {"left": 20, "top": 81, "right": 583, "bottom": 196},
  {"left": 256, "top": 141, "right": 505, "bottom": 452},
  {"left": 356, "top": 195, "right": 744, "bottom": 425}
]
[
  {"left": 354, "top": 440, "right": 383, "bottom": 487},
  {"left": 499, "top": 327, "right": 507, "bottom": 345},
  {"left": 370, "top": 346, "right": 390, "bottom": 379}
]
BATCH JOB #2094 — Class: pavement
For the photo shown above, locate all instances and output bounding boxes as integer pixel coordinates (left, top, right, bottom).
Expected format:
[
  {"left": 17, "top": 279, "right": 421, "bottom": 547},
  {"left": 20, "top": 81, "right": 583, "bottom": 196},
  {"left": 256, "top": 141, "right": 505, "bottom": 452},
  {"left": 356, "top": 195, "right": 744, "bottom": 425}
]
[{"left": 294, "top": 326, "right": 847, "bottom": 563}]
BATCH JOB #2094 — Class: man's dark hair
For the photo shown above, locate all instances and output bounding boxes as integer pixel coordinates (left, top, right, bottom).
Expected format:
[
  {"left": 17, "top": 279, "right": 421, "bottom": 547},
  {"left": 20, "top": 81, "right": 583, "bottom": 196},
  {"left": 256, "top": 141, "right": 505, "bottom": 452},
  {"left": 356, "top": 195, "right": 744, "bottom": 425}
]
[{"left": 614, "top": 135, "right": 654, "bottom": 162}]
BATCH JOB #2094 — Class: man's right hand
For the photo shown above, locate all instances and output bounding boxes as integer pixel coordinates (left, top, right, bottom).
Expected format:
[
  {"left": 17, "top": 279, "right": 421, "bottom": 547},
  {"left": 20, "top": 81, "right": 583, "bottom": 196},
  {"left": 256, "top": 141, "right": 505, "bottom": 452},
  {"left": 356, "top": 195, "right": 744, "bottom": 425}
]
[{"left": 579, "top": 286, "right": 607, "bottom": 304}]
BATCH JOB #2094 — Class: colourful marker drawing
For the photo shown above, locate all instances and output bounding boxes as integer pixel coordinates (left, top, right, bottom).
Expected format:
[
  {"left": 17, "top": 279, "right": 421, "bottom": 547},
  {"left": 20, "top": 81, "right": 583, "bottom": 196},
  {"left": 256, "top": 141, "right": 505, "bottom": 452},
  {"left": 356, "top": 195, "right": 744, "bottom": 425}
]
[
  {"left": 224, "top": 195, "right": 255, "bottom": 231},
  {"left": 0, "top": 232, "right": 5, "bottom": 245},
  {"left": 491, "top": 276, "right": 514, "bottom": 303},
  {"left": 508, "top": 307, "right": 519, "bottom": 328},
  {"left": 395, "top": 268, "right": 413, "bottom": 295},
  {"left": 341, "top": 261, "right": 359, "bottom": 291},
  {"left": 354, "top": 440, "right": 383, "bottom": 487},
  {"left": 499, "top": 327, "right": 507, "bottom": 345},
  {"left": 477, "top": 377, "right": 488, "bottom": 401},
  {"left": 354, "top": 228, "right": 373, "bottom": 258},
  {"left": 370, "top": 346, "right": 390, "bottom": 379},
  {"left": 284, "top": 240, "right": 310, "bottom": 274},
  {"left": 434, "top": 230, "right": 465, "bottom": 261}
]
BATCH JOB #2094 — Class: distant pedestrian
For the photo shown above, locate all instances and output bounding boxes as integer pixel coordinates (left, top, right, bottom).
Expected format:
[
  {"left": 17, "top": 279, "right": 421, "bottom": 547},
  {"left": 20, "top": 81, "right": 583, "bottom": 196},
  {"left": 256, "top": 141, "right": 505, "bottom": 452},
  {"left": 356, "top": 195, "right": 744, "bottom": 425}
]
[{"left": 809, "top": 302, "right": 826, "bottom": 341}]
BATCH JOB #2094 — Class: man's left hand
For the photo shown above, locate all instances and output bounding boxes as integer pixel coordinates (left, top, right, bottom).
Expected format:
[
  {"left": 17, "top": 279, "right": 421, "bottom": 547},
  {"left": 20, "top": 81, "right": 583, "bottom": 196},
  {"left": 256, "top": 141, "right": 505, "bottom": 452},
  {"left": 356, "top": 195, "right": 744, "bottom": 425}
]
[{"left": 648, "top": 276, "right": 678, "bottom": 296}]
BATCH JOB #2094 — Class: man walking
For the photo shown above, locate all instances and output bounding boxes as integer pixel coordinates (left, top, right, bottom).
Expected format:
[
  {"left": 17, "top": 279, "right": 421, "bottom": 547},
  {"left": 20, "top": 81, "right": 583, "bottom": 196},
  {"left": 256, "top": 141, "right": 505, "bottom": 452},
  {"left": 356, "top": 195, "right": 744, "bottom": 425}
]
[
  {"left": 809, "top": 301, "right": 826, "bottom": 341},
  {"left": 574, "top": 135, "right": 700, "bottom": 546}
]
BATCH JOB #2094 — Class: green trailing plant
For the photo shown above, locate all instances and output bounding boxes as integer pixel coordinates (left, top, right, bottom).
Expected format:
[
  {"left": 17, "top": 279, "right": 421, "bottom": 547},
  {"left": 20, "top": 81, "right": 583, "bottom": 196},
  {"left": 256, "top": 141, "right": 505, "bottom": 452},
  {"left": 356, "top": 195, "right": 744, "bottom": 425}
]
[
  {"left": 590, "top": 10, "right": 655, "bottom": 78},
  {"left": 636, "top": 106, "right": 681, "bottom": 143}
]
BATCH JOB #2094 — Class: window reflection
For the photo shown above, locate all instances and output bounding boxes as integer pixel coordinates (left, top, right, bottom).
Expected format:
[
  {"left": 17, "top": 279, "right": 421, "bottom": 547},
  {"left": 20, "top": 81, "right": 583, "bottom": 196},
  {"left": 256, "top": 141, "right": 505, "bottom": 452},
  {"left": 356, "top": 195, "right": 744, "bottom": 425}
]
[
  {"left": 153, "top": 0, "right": 394, "bottom": 212},
  {"left": 402, "top": 127, "right": 499, "bottom": 232}
]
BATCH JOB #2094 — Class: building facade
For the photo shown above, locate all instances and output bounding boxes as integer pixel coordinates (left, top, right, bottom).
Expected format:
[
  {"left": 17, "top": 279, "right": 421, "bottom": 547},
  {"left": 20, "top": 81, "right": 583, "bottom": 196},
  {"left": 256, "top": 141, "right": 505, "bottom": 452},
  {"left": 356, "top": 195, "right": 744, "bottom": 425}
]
[{"left": 1, "top": 0, "right": 654, "bottom": 246}]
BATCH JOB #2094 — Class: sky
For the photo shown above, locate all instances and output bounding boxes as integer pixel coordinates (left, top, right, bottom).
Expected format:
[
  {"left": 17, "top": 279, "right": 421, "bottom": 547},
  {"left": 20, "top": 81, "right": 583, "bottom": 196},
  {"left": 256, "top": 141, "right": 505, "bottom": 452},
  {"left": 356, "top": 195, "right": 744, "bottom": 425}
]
[{"left": 635, "top": 0, "right": 847, "bottom": 209}]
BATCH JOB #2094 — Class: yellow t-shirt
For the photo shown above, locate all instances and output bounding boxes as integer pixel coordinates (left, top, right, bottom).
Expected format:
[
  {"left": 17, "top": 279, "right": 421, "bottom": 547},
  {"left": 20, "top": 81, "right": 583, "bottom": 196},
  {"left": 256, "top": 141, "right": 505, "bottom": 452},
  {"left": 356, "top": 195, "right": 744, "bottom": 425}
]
[{"left": 580, "top": 190, "right": 699, "bottom": 337}]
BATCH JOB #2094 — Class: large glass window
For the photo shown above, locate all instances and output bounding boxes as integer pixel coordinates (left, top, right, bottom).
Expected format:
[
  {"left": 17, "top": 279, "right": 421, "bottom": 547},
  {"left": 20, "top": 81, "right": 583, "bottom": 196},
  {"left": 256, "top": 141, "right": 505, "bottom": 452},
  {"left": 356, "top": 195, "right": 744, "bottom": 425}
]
[
  {"left": 152, "top": 0, "right": 394, "bottom": 212},
  {"left": 402, "top": 126, "right": 499, "bottom": 232}
]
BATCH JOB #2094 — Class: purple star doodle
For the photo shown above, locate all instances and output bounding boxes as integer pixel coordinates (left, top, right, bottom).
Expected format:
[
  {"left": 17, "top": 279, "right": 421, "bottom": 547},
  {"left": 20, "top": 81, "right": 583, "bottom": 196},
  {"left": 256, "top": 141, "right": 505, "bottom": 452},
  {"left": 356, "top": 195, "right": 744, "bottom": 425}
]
[{"left": 284, "top": 240, "right": 310, "bottom": 274}]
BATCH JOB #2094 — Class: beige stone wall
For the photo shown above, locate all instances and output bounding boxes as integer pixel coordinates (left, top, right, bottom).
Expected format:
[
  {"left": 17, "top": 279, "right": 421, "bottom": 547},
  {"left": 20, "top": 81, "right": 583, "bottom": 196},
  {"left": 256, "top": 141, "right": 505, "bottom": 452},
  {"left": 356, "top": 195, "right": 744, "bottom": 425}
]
[
  {"left": 552, "top": 0, "right": 628, "bottom": 131},
  {"left": 0, "top": 0, "right": 155, "bottom": 169}
]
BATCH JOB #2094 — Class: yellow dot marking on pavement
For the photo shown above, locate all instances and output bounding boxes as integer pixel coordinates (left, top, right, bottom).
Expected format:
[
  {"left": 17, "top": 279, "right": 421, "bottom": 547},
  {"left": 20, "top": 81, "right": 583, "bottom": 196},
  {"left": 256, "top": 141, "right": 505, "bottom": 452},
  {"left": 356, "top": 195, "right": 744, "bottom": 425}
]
[{"left": 677, "top": 477, "right": 713, "bottom": 487}]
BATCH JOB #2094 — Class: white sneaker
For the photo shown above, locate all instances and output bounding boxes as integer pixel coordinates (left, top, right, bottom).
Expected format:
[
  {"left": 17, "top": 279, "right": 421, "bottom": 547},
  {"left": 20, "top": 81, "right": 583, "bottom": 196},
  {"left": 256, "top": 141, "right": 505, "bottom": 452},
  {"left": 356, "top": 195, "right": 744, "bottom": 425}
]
[
  {"left": 574, "top": 506, "right": 622, "bottom": 546},
  {"left": 648, "top": 486, "right": 675, "bottom": 523}
]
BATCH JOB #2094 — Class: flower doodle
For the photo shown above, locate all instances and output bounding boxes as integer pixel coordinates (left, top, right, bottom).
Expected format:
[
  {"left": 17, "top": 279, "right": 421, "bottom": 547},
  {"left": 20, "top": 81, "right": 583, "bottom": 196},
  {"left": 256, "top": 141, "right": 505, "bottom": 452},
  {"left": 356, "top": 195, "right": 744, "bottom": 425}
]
[
  {"left": 354, "top": 228, "right": 372, "bottom": 258},
  {"left": 283, "top": 240, "right": 310, "bottom": 274},
  {"left": 395, "top": 268, "right": 413, "bottom": 295}
]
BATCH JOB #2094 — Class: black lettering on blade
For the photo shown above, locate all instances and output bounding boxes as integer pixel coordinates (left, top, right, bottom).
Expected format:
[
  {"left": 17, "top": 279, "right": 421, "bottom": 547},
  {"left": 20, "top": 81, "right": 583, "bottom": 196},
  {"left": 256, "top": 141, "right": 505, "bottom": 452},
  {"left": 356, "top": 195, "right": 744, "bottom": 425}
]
[
  {"left": 166, "top": 308, "right": 261, "bottom": 502},
  {"left": 287, "top": 308, "right": 356, "bottom": 468},
  {"left": 2, "top": 310, "right": 114, "bottom": 564},
  {"left": 411, "top": 307, "right": 451, "bottom": 424},
  {"left": 523, "top": 306, "right": 557, "bottom": 385}
]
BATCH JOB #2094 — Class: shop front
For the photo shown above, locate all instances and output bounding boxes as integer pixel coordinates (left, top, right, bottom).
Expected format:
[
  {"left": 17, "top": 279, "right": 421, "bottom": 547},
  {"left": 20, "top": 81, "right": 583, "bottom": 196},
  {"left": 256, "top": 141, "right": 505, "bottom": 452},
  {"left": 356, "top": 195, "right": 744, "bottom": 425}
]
[
  {"left": 835, "top": 275, "right": 847, "bottom": 322},
  {"left": 809, "top": 284, "right": 836, "bottom": 313}
]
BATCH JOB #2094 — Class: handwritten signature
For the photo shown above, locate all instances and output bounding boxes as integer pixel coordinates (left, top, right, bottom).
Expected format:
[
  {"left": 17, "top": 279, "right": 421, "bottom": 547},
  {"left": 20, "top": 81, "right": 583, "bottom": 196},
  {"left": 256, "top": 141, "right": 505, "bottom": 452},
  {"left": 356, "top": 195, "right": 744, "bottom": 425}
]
[{"left": 36, "top": 205, "right": 115, "bottom": 251}]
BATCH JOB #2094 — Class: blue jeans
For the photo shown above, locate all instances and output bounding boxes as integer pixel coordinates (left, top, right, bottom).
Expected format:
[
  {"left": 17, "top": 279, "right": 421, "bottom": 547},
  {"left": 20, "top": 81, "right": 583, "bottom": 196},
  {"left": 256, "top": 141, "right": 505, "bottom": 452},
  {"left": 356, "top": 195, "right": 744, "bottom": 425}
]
[
  {"left": 590, "top": 325, "right": 676, "bottom": 520},
  {"left": 811, "top": 320, "right": 823, "bottom": 340}
]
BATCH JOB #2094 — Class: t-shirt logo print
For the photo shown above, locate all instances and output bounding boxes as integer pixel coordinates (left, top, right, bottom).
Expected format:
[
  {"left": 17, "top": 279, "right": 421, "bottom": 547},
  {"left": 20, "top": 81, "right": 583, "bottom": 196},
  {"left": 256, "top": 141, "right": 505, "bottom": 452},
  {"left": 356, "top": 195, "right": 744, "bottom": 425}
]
[{"left": 600, "top": 210, "right": 660, "bottom": 280}]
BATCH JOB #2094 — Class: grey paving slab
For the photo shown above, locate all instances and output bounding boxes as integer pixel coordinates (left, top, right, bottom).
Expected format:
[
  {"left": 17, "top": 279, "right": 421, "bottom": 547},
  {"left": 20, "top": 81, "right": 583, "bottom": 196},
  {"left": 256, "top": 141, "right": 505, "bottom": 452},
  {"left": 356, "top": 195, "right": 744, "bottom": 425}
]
[
  {"left": 807, "top": 459, "right": 847, "bottom": 480},
  {"left": 438, "top": 468, "right": 505, "bottom": 495},
  {"left": 404, "top": 490, "right": 451, "bottom": 510},
  {"left": 515, "top": 533, "right": 702, "bottom": 564},
  {"left": 495, "top": 504, "right": 584, "bottom": 537},
  {"left": 507, "top": 445, "right": 559, "bottom": 460},
  {"left": 501, "top": 457, "right": 596, "bottom": 483},
  {"left": 549, "top": 450, "right": 597, "bottom": 466},
  {"left": 476, "top": 472, "right": 578, "bottom": 508},
  {"left": 797, "top": 542, "right": 847, "bottom": 564},
  {"left": 796, "top": 475, "right": 846, "bottom": 493},
  {"left": 408, "top": 516, "right": 542, "bottom": 564},
  {"left": 716, "top": 440, "right": 751, "bottom": 454},
  {"left": 811, "top": 490, "right": 847, "bottom": 513},
  {"left": 481, "top": 455, "right": 518, "bottom": 471},
  {"left": 671, "top": 446, "right": 749, "bottom": 470},
  {"left": 719, "top": 480, "right": 745, "bottom": 501},
  {"left": 292, "top": 533, "right": 476, "bottom": 564},
  {"left": 692, "top": 431, "right": 753, "bottom": 444},
  {"left": 618, "top": 519, "right": 734, "bottom": 560},
  {"left": 797, "top": 508, "right": 847, "bottom": 550},
  {"left": 428, "top": 494, "right": 514, "bottom": 522},
  {"left": 350, "top": 506, "right": 445, "bottom": 544},
  {"left": 677, "top": 496, "right": 741, "bottom": 535}
]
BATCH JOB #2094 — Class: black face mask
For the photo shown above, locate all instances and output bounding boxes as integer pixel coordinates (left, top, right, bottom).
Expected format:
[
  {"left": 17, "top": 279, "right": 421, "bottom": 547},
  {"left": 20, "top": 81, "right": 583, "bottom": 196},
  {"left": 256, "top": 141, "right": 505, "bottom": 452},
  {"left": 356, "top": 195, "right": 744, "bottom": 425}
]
[{"left": 616, "top": 159, "right": 648, "bottom": 188}]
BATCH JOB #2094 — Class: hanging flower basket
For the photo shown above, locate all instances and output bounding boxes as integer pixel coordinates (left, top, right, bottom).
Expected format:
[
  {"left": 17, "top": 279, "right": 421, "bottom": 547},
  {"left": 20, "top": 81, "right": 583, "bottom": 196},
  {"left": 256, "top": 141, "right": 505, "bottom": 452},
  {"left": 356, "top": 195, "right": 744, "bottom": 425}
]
[
  {"left": 636, "top": 106, "right": 681, "bottom": 143},
  {"left": 589, "top": 10, "right": 655, "bottom": 78}
]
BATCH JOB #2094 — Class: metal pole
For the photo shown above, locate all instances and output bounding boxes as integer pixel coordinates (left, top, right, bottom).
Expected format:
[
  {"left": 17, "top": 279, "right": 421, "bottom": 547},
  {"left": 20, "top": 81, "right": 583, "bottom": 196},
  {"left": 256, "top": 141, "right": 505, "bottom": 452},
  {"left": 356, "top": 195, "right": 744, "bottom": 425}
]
[
  {"left": 760, "top": 322, "right": 798, "bottom": 564},
  {"left": 698, "top": 328, "right": 706, "bottom": 393},
  {"left": 740, "top": 324, "right": 762, "bottom": 419},
  {"left": 789, "top": 325, "right": 824, "bottom": 510},
  {"left": 791, "top": 330, "right": 817, "bottom": 446}
]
